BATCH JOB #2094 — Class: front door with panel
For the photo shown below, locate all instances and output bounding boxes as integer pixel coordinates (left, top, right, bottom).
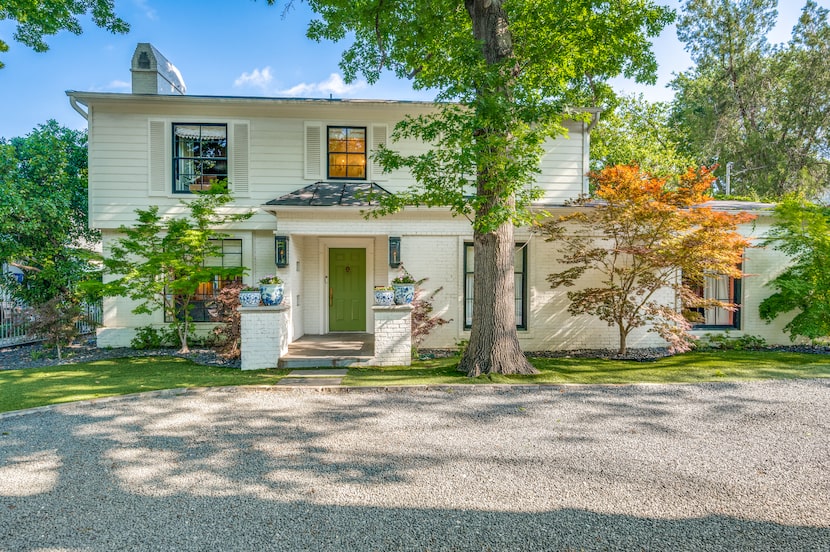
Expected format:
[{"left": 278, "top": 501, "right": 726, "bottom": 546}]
[{"left": 328, "top": 248, "right": 366, "bottom": 331}]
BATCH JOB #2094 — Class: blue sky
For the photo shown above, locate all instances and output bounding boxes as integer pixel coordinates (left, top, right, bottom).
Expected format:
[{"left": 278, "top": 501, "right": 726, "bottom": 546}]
[{"left": 0, "top": 0, "right": 824, "bottom": 139}]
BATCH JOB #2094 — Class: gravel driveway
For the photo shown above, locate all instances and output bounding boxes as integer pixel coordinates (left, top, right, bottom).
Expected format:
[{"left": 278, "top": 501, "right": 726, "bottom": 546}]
[{"left": 1, "top": 380, "right": 828, "bottom": 551}]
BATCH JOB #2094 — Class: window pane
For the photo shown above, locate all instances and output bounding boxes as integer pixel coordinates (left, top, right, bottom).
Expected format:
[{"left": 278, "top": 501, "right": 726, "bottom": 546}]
[
  {"left": 173, "top": 123, "right": 228, "bottom": 194},
  {"left": 327, "top": 126, "right": 366, "bottom": 180}
]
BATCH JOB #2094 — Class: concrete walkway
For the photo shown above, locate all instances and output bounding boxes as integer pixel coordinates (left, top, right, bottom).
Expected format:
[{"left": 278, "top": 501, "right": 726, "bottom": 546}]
[{"left": 277, "top": 368, "right": 348, "bottom": 386}]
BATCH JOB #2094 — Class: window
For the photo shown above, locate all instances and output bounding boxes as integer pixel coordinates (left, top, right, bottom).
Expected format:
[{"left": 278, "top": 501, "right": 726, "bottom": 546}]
[
  {"left": 327, "top": 126, "right": 366, "bottom": 179},
  {"left": 687, "top": 272, "right": 741, "bottom": 329},
  {"left": 173, "top": 123, "right": 228, "bottom": 193},
  {"left": 166, "top": 239, "right": 242, "bottom": 323},
  {"left": 464, "top": 243, "right": 527, "bottom": 330}
]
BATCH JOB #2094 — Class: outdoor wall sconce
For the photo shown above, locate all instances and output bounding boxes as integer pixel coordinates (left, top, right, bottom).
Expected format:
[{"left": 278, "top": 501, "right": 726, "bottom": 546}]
[
  {"left": 275, "top": 235, "right": 289, "bottom": 267},
  {"left": 389, "top": 236, "right": 402, "bottom": 268}
]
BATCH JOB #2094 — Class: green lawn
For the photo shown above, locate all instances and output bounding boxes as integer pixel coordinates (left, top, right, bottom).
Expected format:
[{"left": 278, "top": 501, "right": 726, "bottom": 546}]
[
  {"left": 343, "top": 350, "right": 830, "bottom": 386},
  {"left": 2, "top": 351, "right": 829, "bottom": 414},
  {"left": 0, "top": 357, "right": 288, "bottom": 413}
]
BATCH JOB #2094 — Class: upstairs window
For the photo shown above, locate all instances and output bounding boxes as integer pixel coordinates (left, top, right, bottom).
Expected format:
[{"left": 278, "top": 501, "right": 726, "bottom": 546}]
[
  {"left": 328, "top": 126, "right": 366, "bottom": 180},
  {"left": 173, "top": 123, "right": 227, "bottom": 193}
]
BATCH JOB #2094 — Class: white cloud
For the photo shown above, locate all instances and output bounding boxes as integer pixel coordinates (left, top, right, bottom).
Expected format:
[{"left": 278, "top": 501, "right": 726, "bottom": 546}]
[
  {"left": 280, "top": 73, "right": 366, "bottom": 97},
  {"left": 234, "top": 67, "right": 274, "bottom": 90},
  {"left": 132, "top": 0, "right": 157, "bottom": 20}
]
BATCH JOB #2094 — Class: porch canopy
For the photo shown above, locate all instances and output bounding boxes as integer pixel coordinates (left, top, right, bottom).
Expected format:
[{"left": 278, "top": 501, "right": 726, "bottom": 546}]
[{"left": 265, "top": 181, "right": 392, "bottom": 207}]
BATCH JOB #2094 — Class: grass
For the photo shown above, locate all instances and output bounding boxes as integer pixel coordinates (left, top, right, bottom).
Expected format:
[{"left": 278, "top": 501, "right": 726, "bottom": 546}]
[
  {"left": 342, "top": 350, "right": 830, "bottom": 386},
  {"left": 0, "top": 356, "right": 288, "bottom": 413},
  {"left": 2, "top": 350, "right": 829, "bottom": 414}
]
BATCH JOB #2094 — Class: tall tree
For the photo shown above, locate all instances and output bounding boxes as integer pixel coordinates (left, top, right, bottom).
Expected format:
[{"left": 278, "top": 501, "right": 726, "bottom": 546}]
[
  {"left": 271, "top": 0, "right": 673, "bottom": 375},
  {"left": 672, "top": 0, "right": 830, "bottom": 198},
  {"left": 591, "top": 94, "right": 695, "bottom": 177},
  {"left": 0, "top": 120, "right": 98, "bottom": 305},
  {"left": 538, "top": 165, "right": 753, "bottom": 355},
  {"left": 0, "top": 0, "right": 129, "bottom": 68},
  {"left": 99, "top": 188, "right": 253, "bottom": 354}
]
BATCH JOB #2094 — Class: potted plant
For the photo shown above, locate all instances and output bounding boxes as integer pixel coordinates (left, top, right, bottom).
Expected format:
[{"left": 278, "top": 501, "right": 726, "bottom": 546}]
[
  {"left": 391, "top": 268, "right": 416, "bottom": 305},
  {"left": 238, "top": 286, "right": 262, "bottom": 307},
  {"left": 258, "top": 275, "right": 284, "bottom": 306},
  {"left": 373, "top": 285, "right": 395, "bottom": 306}
]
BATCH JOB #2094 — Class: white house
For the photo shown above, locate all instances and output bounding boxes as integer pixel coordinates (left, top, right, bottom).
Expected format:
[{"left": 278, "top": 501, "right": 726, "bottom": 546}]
[{"left": 67, "top": 44, "right": 794, "bottom": 354}]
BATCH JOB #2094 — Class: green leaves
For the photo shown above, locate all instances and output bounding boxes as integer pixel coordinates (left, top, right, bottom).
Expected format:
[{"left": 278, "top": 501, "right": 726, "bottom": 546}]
[
  {"left": 100, "top": 190, "right": 253, "bottom": 353},
  {"left": 760, "top": 196, "right": 830, "bottom": 340},
  {"left": 0, "top": 0, "right": 129, "bottom": 68},
  {"left": 0, "top": 121, "right": 98, "bottom": 304}
]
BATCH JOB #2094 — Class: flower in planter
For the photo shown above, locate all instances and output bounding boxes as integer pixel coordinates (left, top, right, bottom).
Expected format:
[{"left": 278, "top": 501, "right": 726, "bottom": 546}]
[
  {"left": 392, "top": 267, "right": 415, "bottom": 284},
  {"left": 259, "top": 275, "right": 283, "bottom": 285},
  {"left": 241, "top": 286, "right": 261, "bottom": 292},
  {"left": 374, "top": 285, "right": 394, "bottom": 291}
]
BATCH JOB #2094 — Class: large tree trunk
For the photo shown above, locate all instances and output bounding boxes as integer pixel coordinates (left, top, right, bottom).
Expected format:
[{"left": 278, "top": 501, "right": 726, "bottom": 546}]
[
  {"left": 458, "top": 0, "right": 537, "bottom": 376},
  {"left": 460, "top": 222, "right": 537, "bottom": 376}
]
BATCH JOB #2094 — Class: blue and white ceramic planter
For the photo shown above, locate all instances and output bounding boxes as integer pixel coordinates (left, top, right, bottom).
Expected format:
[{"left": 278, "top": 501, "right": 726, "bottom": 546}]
[
  {"left": 374, "top": 289, "right": 395, "bottom": 306},
  {"left": 392, "top": 283, "right": 415, "bottom": 305},
  {"left": 239, "top": 290, "right": 261, "bottom": 307},
  {"left": 260, "top": 283, "right": 285, "bottom": 306}
]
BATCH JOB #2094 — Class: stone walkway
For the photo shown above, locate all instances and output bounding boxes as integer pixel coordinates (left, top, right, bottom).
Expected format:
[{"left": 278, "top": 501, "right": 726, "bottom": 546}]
[{"left": 276, "top": 368, "right": 348, "bottom": 386}]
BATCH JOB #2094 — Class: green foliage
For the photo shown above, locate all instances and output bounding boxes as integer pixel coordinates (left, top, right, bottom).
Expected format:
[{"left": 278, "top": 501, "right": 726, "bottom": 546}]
[
  {"left": 0, "top": 0, "right": 129, "bottom": 68},
  {"left": 698, "top": 332, "right": 767, "bottom": 351},
  {"left": 591, "top": 94, "right": 695, "bottom": 177},
  {"left": 759, "top": 197, "right": 830, "bottom": 340},
  {"left": 671, "top": 0, "right": 830, "bottom": 199},
  {"left": 98, "top": 188, "right": 253, "bottom": 353},
  {"left": 130, "top": 326, "right": 176, "bottom": 350},
  {"left": 0, "top": 121, "right": 100, "bottom": 305},
  {"left": 283, "top": 0, "right": 672, "bottom": 375}
]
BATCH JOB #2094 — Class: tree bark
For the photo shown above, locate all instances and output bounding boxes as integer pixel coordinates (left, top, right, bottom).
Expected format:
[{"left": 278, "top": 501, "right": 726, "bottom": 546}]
[
  {"left": 461, "top": 221, "right": 537, "bottom": 376},
  {"left": 459, "top": 0, "right": 537, "bottom": 377}
]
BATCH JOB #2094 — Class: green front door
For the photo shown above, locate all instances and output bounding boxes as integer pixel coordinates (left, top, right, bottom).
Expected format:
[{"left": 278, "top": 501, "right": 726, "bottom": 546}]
[{"left": 329, "top": 248, "right": 366, "bottom": 331}]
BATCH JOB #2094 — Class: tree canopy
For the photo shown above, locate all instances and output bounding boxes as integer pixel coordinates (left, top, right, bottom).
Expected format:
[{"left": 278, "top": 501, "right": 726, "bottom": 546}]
[
  {"left": 0, "top": 120, "right": 98, "bottom": 304},
  {"left": 538, "top": 164, "right": 754, "bottom": 355},
  {"left": 0, "top": 0, "right": 129, "bottom": 68},
  {"left": 671, "top": 0, "right": 830, "bottom": 199},
  {"left": 98, "top": 188, "right": 253, "bottom": 354},
  {"left": 273, "top": 0, "right": 673, "bottom": 374},
  {"left": 759, "top": 196, "right": 830, "bottom": 341}
]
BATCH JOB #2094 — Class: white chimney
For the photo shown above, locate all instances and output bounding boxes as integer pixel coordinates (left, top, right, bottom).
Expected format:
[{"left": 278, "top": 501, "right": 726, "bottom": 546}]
[{"left": 130, "top": 43, "right": 186, "bottom": 95}]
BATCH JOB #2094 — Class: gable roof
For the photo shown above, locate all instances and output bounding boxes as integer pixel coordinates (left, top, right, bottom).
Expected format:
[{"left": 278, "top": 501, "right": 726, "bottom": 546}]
[{"left": 265, "top": 182, "right": 393, "bottom": 207}]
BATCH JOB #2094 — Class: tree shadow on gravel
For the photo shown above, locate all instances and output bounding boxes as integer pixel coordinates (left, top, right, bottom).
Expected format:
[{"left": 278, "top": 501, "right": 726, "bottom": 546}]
[{"left": 0, "top": 384, "right": 828, "bottom": 551}]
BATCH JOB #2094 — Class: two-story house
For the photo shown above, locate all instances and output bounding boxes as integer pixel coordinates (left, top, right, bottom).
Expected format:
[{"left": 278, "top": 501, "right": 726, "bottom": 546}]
[{"left": 68, "top": 44, "right": 794, "bottom": 353}]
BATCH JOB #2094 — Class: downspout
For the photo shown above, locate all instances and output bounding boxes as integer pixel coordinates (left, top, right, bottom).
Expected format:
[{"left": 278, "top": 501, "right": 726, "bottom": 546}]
[
  {"left": 583, "top": 110, "right": 600, "bottom": 195},
  {"left": 69, "top": 95, "right": 89, "bottom": 120}
]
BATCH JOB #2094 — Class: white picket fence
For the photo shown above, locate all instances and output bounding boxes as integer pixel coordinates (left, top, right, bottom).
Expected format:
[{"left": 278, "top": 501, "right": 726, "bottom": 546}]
[{"left": 0, "top": 289, "right": 102, "bottom": 347}]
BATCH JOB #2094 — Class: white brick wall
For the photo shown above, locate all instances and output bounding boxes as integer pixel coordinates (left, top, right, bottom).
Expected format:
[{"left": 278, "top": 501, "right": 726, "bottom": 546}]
[
  {"left": 370, "top": 306, "right": 412, "bottom": 366},
  {"left": 240, "top": 305, "right": 290, "bottom": 370}
]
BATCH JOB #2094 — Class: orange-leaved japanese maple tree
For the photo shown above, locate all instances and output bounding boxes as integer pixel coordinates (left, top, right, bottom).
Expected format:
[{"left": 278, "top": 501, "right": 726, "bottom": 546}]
[{"left": 538, "top": 165, "right": 755, "bottom": 355}]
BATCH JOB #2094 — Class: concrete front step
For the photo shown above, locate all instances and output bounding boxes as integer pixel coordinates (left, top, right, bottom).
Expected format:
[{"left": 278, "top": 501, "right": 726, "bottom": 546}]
[
  {"left": 278, "top": 357, "right": 371, "bottom": 368},
  {"left": 276, "top": 368, "right": 348, "bottom": 387}
]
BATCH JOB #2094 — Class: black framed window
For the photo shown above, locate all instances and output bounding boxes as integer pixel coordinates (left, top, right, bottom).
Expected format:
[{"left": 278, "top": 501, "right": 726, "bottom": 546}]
[
  {"left": 327, "top": 126, "right": 366, "bottom": 180},
  {"left": 464, "top": 243, "right": 527, "bottom": 330},
  {"left": 166, "top": 239, "right": 242, "bottom": 323},
  {"left": 173, "top": 123, "right": 228, "bottom": 193},
  {"left": 687, "top": 270, "right": 742, "bottom": 329}
]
